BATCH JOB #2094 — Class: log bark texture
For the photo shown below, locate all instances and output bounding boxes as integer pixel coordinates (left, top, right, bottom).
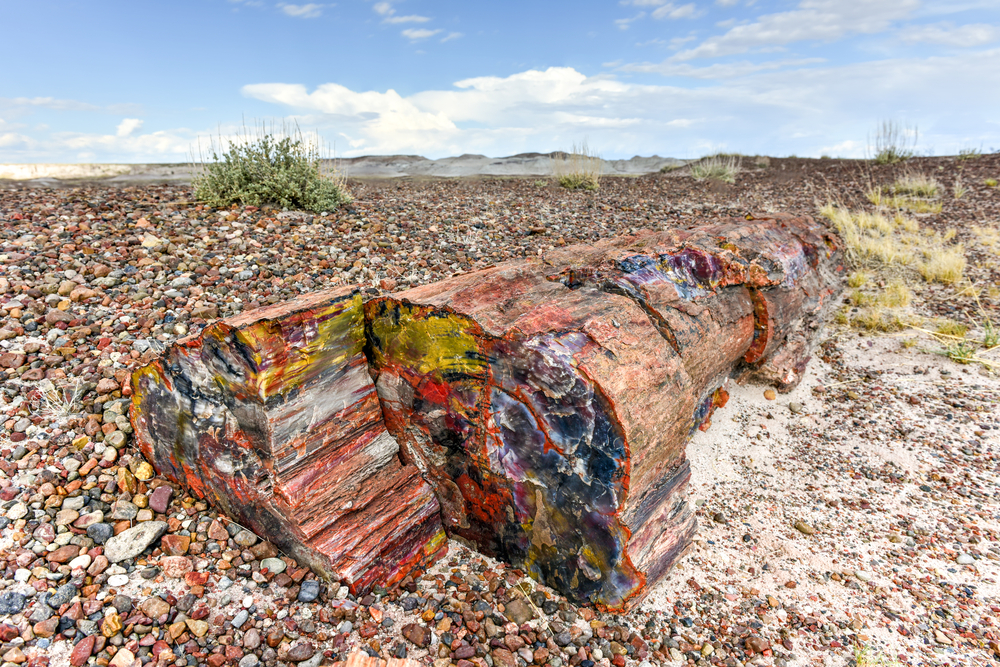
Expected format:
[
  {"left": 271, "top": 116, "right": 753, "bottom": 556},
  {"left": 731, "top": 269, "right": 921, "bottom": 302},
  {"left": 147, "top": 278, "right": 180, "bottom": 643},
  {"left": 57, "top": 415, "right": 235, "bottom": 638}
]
[
  {"left": 130, "top": 286, "right": 447, "bottom": 595},
  {"left": 365, "top": 213, "right": 842, "bottom": 610}
]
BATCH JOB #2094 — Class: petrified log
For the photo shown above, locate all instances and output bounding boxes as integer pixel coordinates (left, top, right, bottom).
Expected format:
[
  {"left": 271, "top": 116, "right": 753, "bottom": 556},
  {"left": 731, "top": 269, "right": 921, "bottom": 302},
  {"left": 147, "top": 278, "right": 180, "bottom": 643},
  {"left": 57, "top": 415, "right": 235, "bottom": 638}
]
[
  {"left": 130, "top": 286, "right": 447, "bottom": 594},
  {"left": 131, "top": 214, "right": 841, "bottom": 611},
  {"left": 365, "top": 213, "right": 841, "bottom": 610}
]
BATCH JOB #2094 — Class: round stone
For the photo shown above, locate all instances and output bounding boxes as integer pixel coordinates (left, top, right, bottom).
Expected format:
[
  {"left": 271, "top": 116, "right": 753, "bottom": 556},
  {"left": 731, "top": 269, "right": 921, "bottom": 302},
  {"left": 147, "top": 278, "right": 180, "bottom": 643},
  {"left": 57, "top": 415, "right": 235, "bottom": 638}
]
[
  {"left": 261, "top": 558, "right": 286, "bottom": 574},
  {"left": 108, "top": 574, "right": 130, "bottom": 587}
]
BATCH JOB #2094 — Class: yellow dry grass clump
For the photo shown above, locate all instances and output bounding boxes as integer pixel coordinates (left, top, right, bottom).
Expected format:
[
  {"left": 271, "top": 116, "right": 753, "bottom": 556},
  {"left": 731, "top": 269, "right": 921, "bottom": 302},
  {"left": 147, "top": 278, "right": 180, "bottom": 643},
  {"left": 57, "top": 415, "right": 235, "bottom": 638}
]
[
  {"left": 553, "top": 141, "right": 602, "bottom": 191},
  {"left": 819, "top": 205, "right": 964, "bottom": 284}
]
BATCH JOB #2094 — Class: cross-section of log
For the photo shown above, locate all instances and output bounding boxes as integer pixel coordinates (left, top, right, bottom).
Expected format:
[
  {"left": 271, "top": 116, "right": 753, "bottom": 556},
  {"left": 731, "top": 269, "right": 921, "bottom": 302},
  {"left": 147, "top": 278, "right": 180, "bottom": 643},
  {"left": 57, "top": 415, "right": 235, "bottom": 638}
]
[
  {"left": 130, "top": 286, "right": 447, "bottom": 594},
  {"left": 364, "top": 213, "right": 841, "bottom": 611}
]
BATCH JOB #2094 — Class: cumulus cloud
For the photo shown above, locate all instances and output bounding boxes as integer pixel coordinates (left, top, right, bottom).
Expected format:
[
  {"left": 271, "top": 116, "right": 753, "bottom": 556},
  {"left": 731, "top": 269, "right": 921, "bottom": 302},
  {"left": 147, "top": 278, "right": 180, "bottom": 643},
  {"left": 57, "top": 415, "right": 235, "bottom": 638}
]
[
  {"left": 241, "top": 51, "right": 1000, "bottom": 159},
  {"left": 279, "top": 3, "right": 323, "bottom": 19},
  {"left": 673, "top": 0, "right": 920, "bottom": 60},
  {"left": 116, "top": 118, "right": 144, "bottom": 137},
  {"left": 898, "top": 22, "right": 1000, "bottom": 47}
]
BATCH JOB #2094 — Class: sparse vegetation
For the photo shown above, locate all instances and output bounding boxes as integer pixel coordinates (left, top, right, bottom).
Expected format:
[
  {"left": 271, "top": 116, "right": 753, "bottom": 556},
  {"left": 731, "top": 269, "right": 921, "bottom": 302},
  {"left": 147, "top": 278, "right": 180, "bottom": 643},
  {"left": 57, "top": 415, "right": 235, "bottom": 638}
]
[
  {"left": 891, "top": 172, "right": 939, "bottom": 197},
  {"left": 986, "top": 178, "right": 998, "bottom": 187},
  {"left": 194, "top": 122, "right": 350, "bottom": 214},
  {"left": 554, "top": 141, "right": 602, "bottom": 191},
  {"left": 847, "top": 271, "right": 868, "bottom": 288},
  {"left": 953, "top": 178, "right": 967, "bottom": 199},
  {"left": 690, "top": 155, "right": 741, "bottom": 184},
  {"left": 36, "top": 379, "right": 83, "bottom": 426},
  {"left": 957, "top": 147, "right": 982, "bottom": 160},
  {"left": 936, "top": 319, "right": 969, "bottom": 338},
  {"left": 853, "top": 642, "right": 901, "bottom": 667},
  {"left": 869, "top": 120, "right": 917, "bottom": 165},
  {"left": 916, "top": 245, "right": 966, "bottom": 284}
]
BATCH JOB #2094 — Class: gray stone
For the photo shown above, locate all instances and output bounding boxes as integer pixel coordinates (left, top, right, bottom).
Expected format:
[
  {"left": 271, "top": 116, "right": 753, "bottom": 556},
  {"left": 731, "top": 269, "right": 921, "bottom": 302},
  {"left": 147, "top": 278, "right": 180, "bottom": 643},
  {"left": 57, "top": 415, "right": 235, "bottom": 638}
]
[
  {"left": 0, "top": 591, "right": 26, "bottom": 615},
  {"left": 110, "top": 501, "right": 138, "bottom": 521},
  {"left": 233, "top": 610, "right": 249, "bottom": 628},
  {"left": 297, "top": 580, "right": 320, "bottom": 603},
  {"left": 87, "top": 523, "right": 114, "bottom": 544},
  {"left": 104, "top": 521, "right": 168, "bottom": 562},
  {"left": 44, "top": 583, "right": 77, "bottom": 608}
]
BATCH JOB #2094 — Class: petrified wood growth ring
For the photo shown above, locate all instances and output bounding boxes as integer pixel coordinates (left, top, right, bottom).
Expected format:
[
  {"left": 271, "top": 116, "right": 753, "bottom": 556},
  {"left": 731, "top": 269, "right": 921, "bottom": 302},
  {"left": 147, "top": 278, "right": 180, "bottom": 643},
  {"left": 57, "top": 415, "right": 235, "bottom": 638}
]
[{"left": 131, "top": 214, "right": 843, "bottom": 611}]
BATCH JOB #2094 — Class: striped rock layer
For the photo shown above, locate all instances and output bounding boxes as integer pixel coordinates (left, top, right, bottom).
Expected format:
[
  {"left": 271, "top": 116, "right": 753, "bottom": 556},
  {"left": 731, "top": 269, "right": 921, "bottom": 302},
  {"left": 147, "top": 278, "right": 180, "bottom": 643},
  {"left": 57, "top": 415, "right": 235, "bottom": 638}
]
[
  {"left": 130, "top": 287, "right": 447, "bottom": 594},
  {"left": 131, "top": 214, "right": 842, "bottom": 609}
]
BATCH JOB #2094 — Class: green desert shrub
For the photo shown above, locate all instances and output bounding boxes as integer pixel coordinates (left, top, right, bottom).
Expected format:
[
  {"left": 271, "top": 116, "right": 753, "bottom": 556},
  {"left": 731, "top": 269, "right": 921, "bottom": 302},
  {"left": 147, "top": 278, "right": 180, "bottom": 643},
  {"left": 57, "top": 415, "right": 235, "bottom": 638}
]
[{"left": 194, "top": 123, "right": 350, "bottom": 213}]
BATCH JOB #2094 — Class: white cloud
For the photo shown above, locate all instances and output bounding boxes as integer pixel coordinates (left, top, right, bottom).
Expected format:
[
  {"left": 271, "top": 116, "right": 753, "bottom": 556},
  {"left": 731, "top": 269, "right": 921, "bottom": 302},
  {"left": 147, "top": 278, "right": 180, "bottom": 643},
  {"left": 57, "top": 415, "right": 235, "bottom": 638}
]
[
  {"left": 401, "top": 28, "right": 441, "bottom": 40},
  {"left": 116, "top": 118, "right": 143, "bottom": 137},
  {"left": 374, "top": 2, "right": 431, "bottom": 24},
  {"left": 615, "top": 12, "right": 645, "bottom": 29},
  {"left": 619, "top": 1, "right": 699, "bottom": 23},
  {"left": 279, "top": 3, "right": 323, "bottom": 19},
  {"left": 673, "top": 0, "right": 920, "bottom": 60},
  {"left": 385, "top": 14, "right": 431, "bottom": 24},
  {"left": 651, "top": 3, "right": 699, "bottom": 19},
  {"left": 241, "top": 51, "right": 1000, "bottom": 160},
  {"left": 898, "top": 22, "right": 1000, "bottom": 47},
  {"left": 0, "top": 132, "right": 33, "bottom": 149},
  {"left": 441, "top": 32, "right": 463, "bottom": 43},
  {"left": 716, "top": 0, "right": 739, "bottom": 6}
]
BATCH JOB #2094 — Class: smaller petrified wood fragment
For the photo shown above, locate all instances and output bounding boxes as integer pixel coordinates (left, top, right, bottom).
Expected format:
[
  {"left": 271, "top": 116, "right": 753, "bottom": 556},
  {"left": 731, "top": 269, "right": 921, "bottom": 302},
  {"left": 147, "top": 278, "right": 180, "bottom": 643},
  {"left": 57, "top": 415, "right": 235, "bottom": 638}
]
[{"left": 130, "top": 287, "right": 446, "bottom": 594}]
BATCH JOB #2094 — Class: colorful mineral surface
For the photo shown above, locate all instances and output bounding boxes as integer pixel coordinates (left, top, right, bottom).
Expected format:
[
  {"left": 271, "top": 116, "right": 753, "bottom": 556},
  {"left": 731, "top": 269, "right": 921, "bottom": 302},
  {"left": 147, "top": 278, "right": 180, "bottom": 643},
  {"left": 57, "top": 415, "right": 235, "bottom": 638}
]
[{"left": 130, "top": 286, "right": 447, "bottom": 595}]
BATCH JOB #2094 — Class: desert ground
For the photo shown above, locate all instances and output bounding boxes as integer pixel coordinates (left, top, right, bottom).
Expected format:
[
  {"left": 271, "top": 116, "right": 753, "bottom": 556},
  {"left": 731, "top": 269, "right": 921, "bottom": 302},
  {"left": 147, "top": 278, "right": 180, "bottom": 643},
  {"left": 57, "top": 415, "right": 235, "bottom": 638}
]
[{"left": 1, "top": 153, "right": 998, "bottom": 667}]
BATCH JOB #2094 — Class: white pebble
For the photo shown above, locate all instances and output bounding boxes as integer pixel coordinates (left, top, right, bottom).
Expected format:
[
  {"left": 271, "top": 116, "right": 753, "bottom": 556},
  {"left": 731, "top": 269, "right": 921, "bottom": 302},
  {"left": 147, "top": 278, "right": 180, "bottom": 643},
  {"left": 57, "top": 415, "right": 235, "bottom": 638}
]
[
  {"left": 108, "top": 574, "right": 130, "bottom": 587},
  {"left": 69, "top": 555, "right": 92, "bottom": 570},
  {"left": 957, "top": 554, "right": 975, "bottom": 565}
]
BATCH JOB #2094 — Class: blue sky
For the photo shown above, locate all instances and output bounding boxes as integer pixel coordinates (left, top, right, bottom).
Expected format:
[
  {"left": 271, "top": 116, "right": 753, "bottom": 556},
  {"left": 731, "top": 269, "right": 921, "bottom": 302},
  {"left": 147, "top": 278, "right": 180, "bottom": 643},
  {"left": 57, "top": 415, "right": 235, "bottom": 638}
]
[{"left": 2, "top": 0, "right": 999, "bottom": 162}]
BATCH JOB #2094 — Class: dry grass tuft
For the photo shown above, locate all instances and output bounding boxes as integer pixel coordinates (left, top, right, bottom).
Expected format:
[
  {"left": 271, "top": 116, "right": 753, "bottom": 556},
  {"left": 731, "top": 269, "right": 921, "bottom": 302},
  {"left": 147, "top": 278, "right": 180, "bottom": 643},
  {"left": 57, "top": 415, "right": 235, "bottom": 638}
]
[
  {"left": 917, "top": 245, "right": 966, "bottom": 285},
  {"left": 690, "top": 155, "right": 741, "bottom": 184},
  {"left": 847, "top": 271, "right": 868, "bottom": 288},
  {"left": 891, "top": 172, "right": 940, "bottom": 197},
  {"left": 935, "top": 319, "right": 969, "bottom": 338},
  {"left": 554, "top": 141, "right": 602, "bottom": 191}
]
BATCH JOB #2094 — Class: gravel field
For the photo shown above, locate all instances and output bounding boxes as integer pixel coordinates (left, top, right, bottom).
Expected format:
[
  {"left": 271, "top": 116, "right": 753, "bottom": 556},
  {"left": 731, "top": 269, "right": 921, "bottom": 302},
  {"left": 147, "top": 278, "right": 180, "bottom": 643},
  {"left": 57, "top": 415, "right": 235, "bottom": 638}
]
[{"left": 1, "top": 155, "right": 999, "bottom": 667}]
